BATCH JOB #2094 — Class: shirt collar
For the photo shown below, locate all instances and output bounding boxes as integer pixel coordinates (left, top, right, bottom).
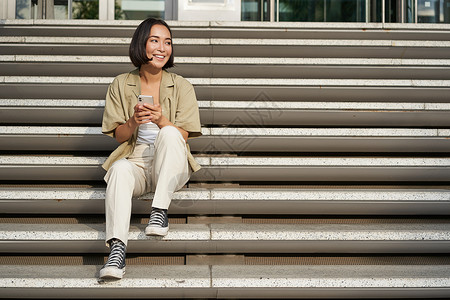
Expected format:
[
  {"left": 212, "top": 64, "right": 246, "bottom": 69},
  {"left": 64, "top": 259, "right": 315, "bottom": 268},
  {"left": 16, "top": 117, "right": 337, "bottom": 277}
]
[{"left": 126, "top": 68, "right": 173, "bottom": 98}]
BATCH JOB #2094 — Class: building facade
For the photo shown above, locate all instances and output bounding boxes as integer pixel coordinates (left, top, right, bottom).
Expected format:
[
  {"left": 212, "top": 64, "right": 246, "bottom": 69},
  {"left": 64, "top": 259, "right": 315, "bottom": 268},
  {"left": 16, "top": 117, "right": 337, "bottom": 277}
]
[{"left": 1, "top": 0, "right": 449, "bottom": 23}]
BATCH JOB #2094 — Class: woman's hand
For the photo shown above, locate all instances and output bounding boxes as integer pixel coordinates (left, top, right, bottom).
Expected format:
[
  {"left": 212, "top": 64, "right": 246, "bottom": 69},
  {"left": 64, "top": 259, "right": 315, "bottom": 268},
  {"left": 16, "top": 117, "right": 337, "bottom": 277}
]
[
  {"left": 141, "top": 103, "right": 163, "bottom": 125},
  {"left": 140, "top": 103, "right": 189, "bottom": 141},
  {"left": 113, "top": 103, "right": 151, "bottom": 143},
  {"left": 133, "top": 103, "right": 152, "bottom": 125}
]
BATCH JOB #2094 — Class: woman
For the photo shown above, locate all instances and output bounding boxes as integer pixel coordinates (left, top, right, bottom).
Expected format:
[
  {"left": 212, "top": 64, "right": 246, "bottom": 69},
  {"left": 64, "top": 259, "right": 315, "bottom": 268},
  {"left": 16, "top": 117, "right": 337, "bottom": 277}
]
[{"left": 99, "top": 18, "right": 202, "bottom": 280}]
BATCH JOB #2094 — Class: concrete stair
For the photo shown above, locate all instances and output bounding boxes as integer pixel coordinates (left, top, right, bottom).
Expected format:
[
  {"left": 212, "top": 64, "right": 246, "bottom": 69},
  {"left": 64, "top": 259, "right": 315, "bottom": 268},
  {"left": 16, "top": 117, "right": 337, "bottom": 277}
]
[
  {"left": 2, "top": 265, "right": 449, "bottom": 299},
  {"left": 0, "top": 19, "right": 449, "bottom": 298}
]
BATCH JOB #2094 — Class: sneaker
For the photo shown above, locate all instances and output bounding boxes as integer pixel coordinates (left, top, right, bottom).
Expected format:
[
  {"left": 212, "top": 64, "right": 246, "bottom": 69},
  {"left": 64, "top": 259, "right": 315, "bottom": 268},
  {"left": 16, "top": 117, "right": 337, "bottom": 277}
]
[
  {"left": 145, "top": 207, "right": 169, "bottom": 236},
  {"left": 99, "top": 239, "right": 126, "bottom": 279}
]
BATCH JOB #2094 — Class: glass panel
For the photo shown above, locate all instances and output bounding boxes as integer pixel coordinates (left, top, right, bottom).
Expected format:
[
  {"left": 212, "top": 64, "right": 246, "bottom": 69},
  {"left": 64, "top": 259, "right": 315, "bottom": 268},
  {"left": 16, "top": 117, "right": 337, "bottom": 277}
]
[
  {"left": 369, "top": 0, "right": 382, "bottom": 21},
  {"left": 325, "top": 0, "right": 366, "bottom": 21},
  {"left": 54, "top": 0, "right": 69, "bottom": 19},
  {"left": 241, "top": 0, "right": 270, "bottom": 21},
  {"left": 446, "top": 0, "right": 450, "bottom": 22},
  {"left": 279, "top": 0, "right": 324, "bottom": 21},
  {"left": 385, "top": 0, "right": 400, "bottom": 22},
  {"left": 278, "top": 0, "right": 365, "bottom": 22},
  {"left": 115, "top": 0, "right": 165, "bottom": 20},
  {"left": 16, "top": 0, "right": 68, "bottom": 19},
  {"left": 72, "top": 0, "right": 99, "bottom": 19},
  {"left": 418, "top": 0, "right": 450, "bottom": 22},
  {"left": 405, "top": 0, "right": 416, "bottom": 21},
  {"left": 16, "top": 0, "right": 32, "bottom": 18}
]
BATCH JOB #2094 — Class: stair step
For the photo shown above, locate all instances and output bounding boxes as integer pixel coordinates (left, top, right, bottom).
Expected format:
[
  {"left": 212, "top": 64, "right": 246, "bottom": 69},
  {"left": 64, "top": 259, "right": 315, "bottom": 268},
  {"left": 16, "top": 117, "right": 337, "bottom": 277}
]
[
  {"left": 2, "top": 126, "right": 449, "bottom": 152},
  {"left": 1, "top": 222, "right": 449, "bottom": 253},
  {"left": 1, "top": 35, "right": 449, "bottom": 58},
  {"left": 2, "top": 264, "right": 448, "bottom": 298},
  {"left": 1, "top": 155, "right": 449, "bottom": 182},
  {"left": 2, "top": 99, "right": 449, "bottom": 126},
  {"left": 1, "top": 76, "right": 448, "bottom": 101},
  {"left": 3, "top": 75, "right": 450, "bottom": 87},
  {"left": 1, "top": 186, "right": 449, "bottom": 215},
  {"left": 1, "top": 254, "right": 449, "bottom": 265},
  {"left": 0, "top": 254, "right": 185, "bottom": 265},
  {"left": 2, "top": 55, "right": 449, "bottom": 79},
  {"left": 3, "top": 55, "right": 450, "bottom": 65}
]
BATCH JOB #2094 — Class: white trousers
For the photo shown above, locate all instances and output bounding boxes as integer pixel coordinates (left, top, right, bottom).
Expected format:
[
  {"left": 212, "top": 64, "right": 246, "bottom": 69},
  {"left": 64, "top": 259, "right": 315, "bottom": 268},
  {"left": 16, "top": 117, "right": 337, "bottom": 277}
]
[{"left": 104, "top": 126, "right": 191, "bottom": 246}]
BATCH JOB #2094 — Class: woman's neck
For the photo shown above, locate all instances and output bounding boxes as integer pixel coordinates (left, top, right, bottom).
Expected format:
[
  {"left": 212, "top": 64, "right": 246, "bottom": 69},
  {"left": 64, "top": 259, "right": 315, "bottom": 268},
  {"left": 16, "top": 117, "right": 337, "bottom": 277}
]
[{"left": 139, "top": 65, "right": 162, "bottom": 85}]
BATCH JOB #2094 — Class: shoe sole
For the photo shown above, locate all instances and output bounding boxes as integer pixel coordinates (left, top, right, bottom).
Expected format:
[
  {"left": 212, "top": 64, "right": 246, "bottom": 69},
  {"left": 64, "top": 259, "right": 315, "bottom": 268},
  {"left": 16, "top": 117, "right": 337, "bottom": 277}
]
[
  {"left": 145, "top": 225, "right": 169, "bottom": 236},
  {"left": 99, "top": 266, "right": 125, "bottom": 279}
]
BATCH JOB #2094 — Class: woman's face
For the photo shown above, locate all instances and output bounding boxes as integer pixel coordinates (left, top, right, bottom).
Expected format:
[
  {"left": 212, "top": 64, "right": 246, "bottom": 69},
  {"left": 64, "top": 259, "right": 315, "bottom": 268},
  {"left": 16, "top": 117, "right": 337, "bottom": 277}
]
[{"left": 145, "top": 24, "right": 172, "bottom": 69}]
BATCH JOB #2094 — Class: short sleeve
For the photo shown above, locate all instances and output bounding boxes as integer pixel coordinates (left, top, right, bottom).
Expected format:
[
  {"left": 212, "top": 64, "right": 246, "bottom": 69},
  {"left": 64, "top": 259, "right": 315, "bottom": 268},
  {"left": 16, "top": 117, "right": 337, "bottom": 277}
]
[
  {"left": 173, "top": 78, "right": 202, "bottom": 139},
  {"left": 102, "top": 77, "right": 126, "bottom": 138}
]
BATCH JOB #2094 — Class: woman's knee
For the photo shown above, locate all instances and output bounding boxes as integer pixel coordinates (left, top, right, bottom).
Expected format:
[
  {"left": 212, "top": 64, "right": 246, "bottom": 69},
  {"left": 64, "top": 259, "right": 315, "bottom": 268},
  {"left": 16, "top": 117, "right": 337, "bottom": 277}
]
[
  {"left": 160, "top": 126, "right": 180, "bottom": 137},
  {"left": 108, "top": 159, "right": 135, "bottom": 176},
  {"left": 157, "top": 126, "right": 184, "bottom": 143}
]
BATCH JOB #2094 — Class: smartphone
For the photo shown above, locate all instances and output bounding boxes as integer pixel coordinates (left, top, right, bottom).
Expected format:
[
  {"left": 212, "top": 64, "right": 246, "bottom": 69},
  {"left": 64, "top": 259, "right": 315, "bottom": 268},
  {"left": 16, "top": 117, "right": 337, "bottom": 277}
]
[{"left": 138, "top": 95, "right": 154, "bottom": 105}]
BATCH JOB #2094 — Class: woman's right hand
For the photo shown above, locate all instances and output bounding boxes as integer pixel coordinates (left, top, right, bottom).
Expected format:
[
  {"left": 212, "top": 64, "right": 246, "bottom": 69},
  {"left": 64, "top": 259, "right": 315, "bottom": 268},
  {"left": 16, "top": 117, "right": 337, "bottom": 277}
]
[
  {"left": 114, "top": 104, "right": 150, "bottom": 143},
  {"left": 132, "top": 103, "right": 152, "bottom": 125}
]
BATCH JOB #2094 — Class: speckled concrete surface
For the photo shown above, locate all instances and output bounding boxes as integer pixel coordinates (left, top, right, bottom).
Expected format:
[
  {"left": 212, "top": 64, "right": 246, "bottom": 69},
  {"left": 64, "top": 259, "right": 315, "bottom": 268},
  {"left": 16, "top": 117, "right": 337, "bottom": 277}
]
[
  {"left": 208, "top": 156, "right": 450, "bottom": 167},
  {"left": 2, "top": 126, "right": 447, "bottom": 137},
  {"left": 1, "top": 223, "right": 449, "bottom": 242},
  {"left": 3, "top": 99, "right": 450, "bottom": 111},
  {"left": 2, "top": 55, "right": 449, "bottom": 66},
  {"left": 0, "top": 223, "right": 211, "bottom": 241},
  {"left": 0, "top": 36, "right": 208, "bottom": 45},
  {"left": 1, "top": 187, "right": 448, "bottom": 202},
  {"left": 0, "top": 265, "right": 448, "bottom": 289},
  {"left": 2, "top": 76, "right": 450, "bottom": 87},
  {"left": 0, "top": 99, "right": 105, "bottom": 107},
  {"left": 210, "top": 223, "right": 450, "bottom": 241},
  {"left": 212, "top": 265, "right": 450, "bottom": 288},
  {"left": 0, "top": 155, "right": 106, "bottom": 165},
  {"left": 0, "top": 265, "right": 211, "bottom": 288},
  {"left": 210, "top": 188, "right": 450, "bottom": 201},
  {"left": 1, "top": 155, "right": 449, "bottom": 167}
]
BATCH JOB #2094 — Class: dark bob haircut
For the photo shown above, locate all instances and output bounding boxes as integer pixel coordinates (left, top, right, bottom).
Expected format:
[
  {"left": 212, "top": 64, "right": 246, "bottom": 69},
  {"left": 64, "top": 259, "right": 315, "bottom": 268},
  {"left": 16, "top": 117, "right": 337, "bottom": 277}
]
[{"left": 129, "top": 18, "right": 174, "bottom": 69}]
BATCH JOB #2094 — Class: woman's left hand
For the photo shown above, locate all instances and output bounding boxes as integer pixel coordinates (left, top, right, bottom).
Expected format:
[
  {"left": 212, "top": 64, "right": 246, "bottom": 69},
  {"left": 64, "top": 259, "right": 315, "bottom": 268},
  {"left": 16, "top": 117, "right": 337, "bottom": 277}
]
[{"left": 142, "top": 103, "right": 164, "bottom": 125}]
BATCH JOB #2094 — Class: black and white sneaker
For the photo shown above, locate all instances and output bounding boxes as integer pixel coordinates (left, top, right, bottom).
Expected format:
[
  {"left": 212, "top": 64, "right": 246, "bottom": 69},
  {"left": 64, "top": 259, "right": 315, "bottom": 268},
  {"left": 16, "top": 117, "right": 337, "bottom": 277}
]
[
  {"left": 99, "top": 239, "right": 126, "bottom": 279},
  {"left": 145, "top": 207, "right": 169, "bottom": 236}
]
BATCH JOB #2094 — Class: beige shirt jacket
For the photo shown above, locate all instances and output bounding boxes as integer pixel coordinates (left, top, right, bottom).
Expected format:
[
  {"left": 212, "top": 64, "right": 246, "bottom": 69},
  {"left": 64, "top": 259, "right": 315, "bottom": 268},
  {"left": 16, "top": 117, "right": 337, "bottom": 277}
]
[{"left": 102, "top": 68, "right": 202, "bottom": 172}]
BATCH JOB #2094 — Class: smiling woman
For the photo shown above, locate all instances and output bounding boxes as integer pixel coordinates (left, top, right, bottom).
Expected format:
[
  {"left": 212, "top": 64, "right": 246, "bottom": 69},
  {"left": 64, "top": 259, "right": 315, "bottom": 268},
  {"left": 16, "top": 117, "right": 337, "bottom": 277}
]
[
  {"left": 129, "top": 19, "right": 174, "bottom": 70},
  {"left": 99, "top": 18, "right": 202, "bottom": 280}
]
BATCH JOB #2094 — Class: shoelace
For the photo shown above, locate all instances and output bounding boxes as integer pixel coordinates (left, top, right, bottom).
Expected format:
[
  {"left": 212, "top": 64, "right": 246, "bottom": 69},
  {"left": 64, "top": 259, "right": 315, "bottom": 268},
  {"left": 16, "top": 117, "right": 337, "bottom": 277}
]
[
  {"left": 104, "top": 239, "right": 126, "bottom": 268},
  {"left": 148, "top": 208, "right": 168, "bottom": 227}
]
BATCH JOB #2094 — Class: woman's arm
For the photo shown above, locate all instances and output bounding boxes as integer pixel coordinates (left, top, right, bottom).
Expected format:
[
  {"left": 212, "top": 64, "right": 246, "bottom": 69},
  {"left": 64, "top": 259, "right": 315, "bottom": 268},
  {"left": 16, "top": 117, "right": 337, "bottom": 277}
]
[
  {"left": 143, "top": 103, "right": 189, "bottom": 142},
  {"left": 114, "top": 104, "right": 155, "bottom": 143}
]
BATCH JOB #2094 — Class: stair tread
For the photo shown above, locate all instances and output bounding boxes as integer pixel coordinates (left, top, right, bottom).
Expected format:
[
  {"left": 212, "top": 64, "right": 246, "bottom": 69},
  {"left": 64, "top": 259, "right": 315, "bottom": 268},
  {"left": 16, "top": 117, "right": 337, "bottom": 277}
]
[
  {"left": 2, "top": 264, "right": 449, "bottom": 298},
  {"left": 2, "top": 222, "right": 449, "bottom": 241},
  {"left": 2, "top": 55, "right": 450, "bottom": 65},
  {"left": 2, "top": 99, "right": 450, "bottom": 110},
  {"left": 2, "top": 126, "right": 449, "bottom": 136},
  {"left": 1, "top": 186, "right": 450, "bottom": 200},
  {"left": 2, "top": 186, "right": 448, "bottom": 215},
  {"left": 1, "top": 155, "right": 449, "bottom": 182},
  {"left": 2, "top": 75, "right": 450, "bottom": 87},
  {"left": 2, "top": 155, "right": 450, "bottom": 166},
  {"left": 1, "top": 264, "right": 448, "bottom": 284},
  {"left": 2, "top": 36, "right": 450, "bottom": 47}
]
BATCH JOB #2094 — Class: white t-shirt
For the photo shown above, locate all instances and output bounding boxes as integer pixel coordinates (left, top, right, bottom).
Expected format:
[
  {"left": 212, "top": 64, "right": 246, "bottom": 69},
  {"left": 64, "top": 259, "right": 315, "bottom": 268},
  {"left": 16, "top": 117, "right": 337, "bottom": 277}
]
[{"left": 136, "top": 121, "right": 160, "bottom": 144}]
